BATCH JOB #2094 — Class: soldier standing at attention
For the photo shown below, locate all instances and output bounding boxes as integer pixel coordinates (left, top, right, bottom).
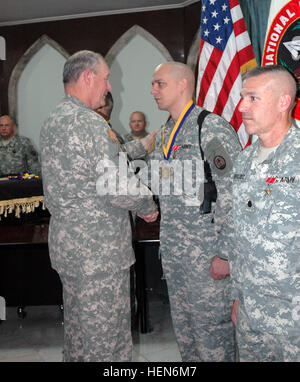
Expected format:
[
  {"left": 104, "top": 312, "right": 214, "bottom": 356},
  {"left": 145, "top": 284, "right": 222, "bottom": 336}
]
[
  {"left": 0, "top": 115, "right": 41, "bottom": 177},
  {"left": 40, "top": 50, "right": 158, "bottom": 362},
  {"left": 137, "top": 61, "right": 242, "bottom": 361},
  {"left": 229, "top": 65, "right": 300, "bottom": 361}
]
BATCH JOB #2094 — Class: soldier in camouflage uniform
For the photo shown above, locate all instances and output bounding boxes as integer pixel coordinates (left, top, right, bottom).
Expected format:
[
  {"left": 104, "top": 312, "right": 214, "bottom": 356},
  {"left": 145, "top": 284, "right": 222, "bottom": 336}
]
[
  {"left": 0, "top": 115, "right": 41, "bottom": 177},
  {"left": 40, "top": 50, "right": 158, "bottom": 362},
  {"left": 129, "top": 62, "right": 241, "bottom": 361},
  {"left": 229, "top": 65, "right": 300, "bottom": 362}
]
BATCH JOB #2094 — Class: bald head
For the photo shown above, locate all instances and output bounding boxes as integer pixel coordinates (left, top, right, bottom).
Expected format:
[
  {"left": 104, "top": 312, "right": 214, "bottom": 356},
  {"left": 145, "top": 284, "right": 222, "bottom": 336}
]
[
  {"left": 155, "top": 62, "right": 195, "bottom": 96},
  {"left": 152, "top": 61, "right": 195, "bottom": 117}
]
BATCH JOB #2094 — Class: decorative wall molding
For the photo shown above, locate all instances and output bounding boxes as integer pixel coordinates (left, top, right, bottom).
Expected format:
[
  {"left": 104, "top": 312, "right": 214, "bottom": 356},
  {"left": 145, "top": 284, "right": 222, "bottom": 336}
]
[
  {"left": 105, "top": 24, "right": 173, "bottom": 67},
  {"left": 8, "top": 34, "right": 69, "bottom": 125},
  {"left": 187, "top": 26, "right": 200, "bottom": 75}
]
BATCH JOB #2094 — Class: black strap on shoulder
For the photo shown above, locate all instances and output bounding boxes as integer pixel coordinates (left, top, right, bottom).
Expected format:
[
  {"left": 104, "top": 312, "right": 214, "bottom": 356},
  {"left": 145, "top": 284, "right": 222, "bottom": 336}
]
[
  {"left": 197, "top": 110, "right": 213, "bottom": 182},
  {"left": 197, "top": 110, "right": 211, "bottom": 160}
]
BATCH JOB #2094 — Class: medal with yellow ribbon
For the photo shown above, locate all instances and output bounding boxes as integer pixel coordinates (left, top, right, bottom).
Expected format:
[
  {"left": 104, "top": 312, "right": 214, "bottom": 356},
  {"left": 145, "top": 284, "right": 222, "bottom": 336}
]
[{"left": 162, "top": 99, "right": 195, "bottom": 161}]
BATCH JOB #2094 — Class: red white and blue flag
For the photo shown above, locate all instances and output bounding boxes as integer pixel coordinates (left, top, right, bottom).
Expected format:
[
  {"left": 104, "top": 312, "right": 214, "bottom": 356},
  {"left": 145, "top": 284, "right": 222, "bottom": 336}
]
[{"left": 196, "top": 0, "right": 257, "bottom": 148}]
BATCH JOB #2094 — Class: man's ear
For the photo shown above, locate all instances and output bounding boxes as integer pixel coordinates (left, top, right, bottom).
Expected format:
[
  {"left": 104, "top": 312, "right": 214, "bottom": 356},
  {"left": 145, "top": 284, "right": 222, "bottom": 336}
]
[
  {"left": 279, "top": 93, "right": 293, "bottom": 113},
  {"left": 82, "top": 69, "right": 93, "bottom": 86},
  {"left": 178, "top": 78, "right": 188, "bottom": 94}
]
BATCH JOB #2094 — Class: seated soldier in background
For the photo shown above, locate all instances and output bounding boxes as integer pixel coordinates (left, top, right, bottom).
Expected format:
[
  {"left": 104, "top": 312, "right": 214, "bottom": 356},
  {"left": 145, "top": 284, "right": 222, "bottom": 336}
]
[
  {"left": 0, "top": 115, "right": 41, "bottom": 177},
  {"left": 95, "top": 95, "right": 155, "bottom": 155},
  {"left": 124, "top": 111, "right": 148, "bottom": 143}
]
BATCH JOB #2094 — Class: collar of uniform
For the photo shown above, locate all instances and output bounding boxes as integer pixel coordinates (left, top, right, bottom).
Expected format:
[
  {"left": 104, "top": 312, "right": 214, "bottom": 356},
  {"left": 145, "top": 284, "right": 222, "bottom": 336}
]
[
  {"left": 66, "top": 94, "right": 92, "bottom": 112},
  {"left": 242, "top": 123, "right": 297, "bottom": 175},
  {"left": 0, "top": 136, "right": 16, "bottom": 146},
  {"left": 261, "top": 123, "right": 297, "bottom": 163}
]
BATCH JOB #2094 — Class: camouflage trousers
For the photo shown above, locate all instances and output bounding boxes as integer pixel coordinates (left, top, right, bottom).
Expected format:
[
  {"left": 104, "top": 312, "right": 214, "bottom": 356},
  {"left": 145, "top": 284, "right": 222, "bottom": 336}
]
[
  {"left": 162, "top": 245, "right": 236, "bottom": 362},
  {"left": 236, "top": 298, "right": 300, "bottom": 362},
  {"left": 59, "top": 268, "right": 132, "bottom": 362}
]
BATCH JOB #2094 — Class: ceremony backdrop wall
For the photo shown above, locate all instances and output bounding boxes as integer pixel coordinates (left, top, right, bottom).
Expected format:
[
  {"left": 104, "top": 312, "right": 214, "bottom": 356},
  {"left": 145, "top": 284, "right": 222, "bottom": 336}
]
[{"left": 0, "top": 3, "right": 201, "bottom": 149}]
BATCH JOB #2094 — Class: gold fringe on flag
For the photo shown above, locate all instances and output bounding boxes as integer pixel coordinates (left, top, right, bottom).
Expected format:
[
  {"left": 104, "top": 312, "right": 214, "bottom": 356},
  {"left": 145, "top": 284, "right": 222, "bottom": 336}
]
[{"left": 0, "top": 196, "right": 45, "bottom": 219}]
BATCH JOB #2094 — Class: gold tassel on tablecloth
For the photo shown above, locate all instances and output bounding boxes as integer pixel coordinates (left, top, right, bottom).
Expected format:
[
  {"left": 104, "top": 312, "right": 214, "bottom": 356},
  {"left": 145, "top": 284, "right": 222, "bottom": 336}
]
[{"left": 0, "top": 196, "right": 45, "bottom": 219}]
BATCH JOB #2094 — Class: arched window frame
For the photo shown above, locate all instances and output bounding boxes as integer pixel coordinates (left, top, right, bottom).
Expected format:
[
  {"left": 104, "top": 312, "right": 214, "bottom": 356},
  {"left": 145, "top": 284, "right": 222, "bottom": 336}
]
[{"left": 8, "top": 34, "right": 69, "bottom": 127}]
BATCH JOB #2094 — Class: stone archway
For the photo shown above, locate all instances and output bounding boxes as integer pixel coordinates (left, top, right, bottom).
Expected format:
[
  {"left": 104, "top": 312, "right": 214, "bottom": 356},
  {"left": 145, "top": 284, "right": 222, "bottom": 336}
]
[
  {"left": 105, "top": 24, "right": 173, "bottom": 67},
  {"left": 8, "top": 34, "right": 69, "bottom": 125},
  {"left": 105, "top": 25, "right": 173, "bottom": 135}
]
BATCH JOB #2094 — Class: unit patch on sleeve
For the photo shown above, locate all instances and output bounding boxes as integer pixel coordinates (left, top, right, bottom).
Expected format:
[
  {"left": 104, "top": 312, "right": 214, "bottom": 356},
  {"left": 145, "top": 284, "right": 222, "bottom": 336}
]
[{"left": 205, "top": 137, "right": 233, "bottom": 176}]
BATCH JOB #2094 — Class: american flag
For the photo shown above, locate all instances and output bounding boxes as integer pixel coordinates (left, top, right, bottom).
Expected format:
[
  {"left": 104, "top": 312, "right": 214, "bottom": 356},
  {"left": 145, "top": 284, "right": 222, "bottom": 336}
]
[{"left": 196, "top": 0, "right": 257, "bottom": 148}]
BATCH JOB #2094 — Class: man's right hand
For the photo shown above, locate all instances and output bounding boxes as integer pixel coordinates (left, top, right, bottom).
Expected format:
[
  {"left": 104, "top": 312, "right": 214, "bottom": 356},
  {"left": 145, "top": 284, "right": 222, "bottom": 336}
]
[
  {"left": 140, "top": 130, "right": 159, "bottom": 152},
  {"left": 209, "top": 255, "right": 230, "bottom": 280},
  {"left": 137, "top": 210, "right": 159, "bottom": 223}
]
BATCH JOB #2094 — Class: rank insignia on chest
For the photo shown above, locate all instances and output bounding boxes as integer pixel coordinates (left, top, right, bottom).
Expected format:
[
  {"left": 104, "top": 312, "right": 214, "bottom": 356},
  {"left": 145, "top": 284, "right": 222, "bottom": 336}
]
[
  {"left": 170, "top": 144, "right": 193, "bottom": 158},
  {"left": 264, "top": 175, "right": 298, "bottom": 195},
  {"left": 264, "top": 177, "right": 276, "bottom": 196},
  {"left": 172, "top": 145, "right": 179, "bottom": 159},
  {"left": 264, "top": 187, "right": 271, "bottom": 196}
]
